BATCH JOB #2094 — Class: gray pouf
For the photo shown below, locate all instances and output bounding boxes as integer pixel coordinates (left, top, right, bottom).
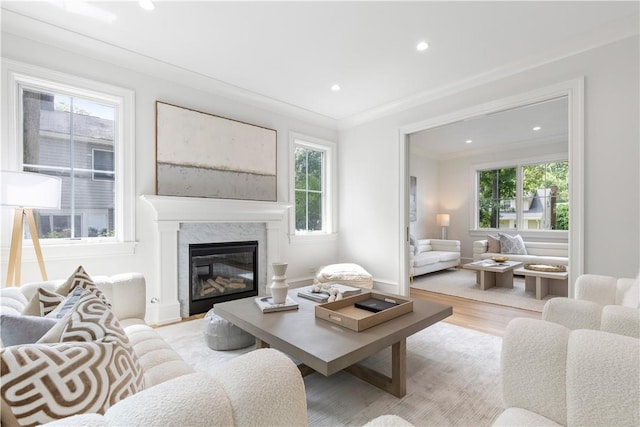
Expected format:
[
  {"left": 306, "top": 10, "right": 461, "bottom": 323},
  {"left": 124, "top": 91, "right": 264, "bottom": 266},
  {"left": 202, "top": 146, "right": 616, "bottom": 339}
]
[{"left": 203, "top": 309, "right": 255, "bottom": 350}]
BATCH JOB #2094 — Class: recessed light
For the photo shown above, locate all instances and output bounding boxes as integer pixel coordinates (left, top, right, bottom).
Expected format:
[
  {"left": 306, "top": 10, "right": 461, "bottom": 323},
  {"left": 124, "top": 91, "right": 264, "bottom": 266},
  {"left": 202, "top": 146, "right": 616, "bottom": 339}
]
[
  {"left": 465, "top": 140, "right": 473, "bottom": 144},
  {"left": 532, "top": 126, "right": 542, "bottom": 131},
  {"left": 416, "top": 41, "right": 429, "bottom": 51},
  {"left": 331, "top": 84, "right": 341, "bottom": 92},
  {"left": 139, "top": 0, "right": 155, "bottom": 11}
]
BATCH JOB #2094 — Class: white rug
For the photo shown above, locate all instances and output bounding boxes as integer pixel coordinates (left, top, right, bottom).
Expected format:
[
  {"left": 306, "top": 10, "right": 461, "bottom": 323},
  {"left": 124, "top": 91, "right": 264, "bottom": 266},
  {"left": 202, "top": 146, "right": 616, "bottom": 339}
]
[
  {"left": 156, "top": 318, "right": 504, "bottom": 426},
  {"left": 412, "top": 269, "right": 549, "bottom": 312}
]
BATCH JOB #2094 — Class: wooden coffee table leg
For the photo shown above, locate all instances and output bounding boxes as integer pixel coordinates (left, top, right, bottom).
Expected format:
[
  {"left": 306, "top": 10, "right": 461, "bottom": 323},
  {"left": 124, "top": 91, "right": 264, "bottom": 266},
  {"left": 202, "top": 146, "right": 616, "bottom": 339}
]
[{"left": 344, "top": 339, "right": 407, "bottom": 398}]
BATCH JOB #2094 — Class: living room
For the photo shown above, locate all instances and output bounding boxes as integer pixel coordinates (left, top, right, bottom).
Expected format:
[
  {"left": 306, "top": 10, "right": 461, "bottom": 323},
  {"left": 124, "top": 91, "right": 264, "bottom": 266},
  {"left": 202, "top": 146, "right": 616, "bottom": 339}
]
[{"left": 0, "top": 2, "right": 639, "bottom": 426}]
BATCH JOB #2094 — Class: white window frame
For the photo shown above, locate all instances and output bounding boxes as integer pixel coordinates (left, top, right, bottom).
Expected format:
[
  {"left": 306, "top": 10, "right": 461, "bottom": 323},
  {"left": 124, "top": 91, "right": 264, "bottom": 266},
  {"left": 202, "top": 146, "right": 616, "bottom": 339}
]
[
  {"left": 472, "top": 153, "right": 569, "bottom": 239},
  {"left": 288, "top": 132, "right": 337, "bottom": 243},
  {"left": 2, "top": 60, "right": 136, "bottom": 258}
]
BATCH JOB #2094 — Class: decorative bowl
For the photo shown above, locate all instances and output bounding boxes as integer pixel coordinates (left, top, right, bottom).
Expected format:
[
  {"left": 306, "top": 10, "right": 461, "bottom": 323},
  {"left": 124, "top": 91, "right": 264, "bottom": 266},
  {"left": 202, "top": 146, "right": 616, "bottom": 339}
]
[{"left": 491, "top": 256, "right": 509, "bottom": 263}]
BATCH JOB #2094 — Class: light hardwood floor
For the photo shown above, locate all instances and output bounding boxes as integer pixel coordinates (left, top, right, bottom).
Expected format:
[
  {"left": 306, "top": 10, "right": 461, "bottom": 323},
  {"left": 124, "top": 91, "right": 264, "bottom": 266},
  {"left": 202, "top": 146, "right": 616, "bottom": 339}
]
[{"left": 410, "top": 288, "right": 541, "bottom": 337}]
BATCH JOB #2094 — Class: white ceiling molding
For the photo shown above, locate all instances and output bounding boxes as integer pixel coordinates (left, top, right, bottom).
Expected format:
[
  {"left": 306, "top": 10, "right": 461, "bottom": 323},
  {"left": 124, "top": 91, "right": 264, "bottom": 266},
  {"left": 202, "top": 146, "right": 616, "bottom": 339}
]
[
  {"left": 0, "top": 10, "right": 338, "bottom": 131},
  {"left": 338, "top": 14, "right": 639, "bottom": 130}
]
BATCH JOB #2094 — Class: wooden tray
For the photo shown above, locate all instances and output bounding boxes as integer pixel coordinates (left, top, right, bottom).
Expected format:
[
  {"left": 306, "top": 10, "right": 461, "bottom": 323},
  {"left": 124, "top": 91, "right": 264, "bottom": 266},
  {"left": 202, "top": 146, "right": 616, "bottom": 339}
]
[{"left": 315, "top": 291, "right": 413, "bottom": 332}]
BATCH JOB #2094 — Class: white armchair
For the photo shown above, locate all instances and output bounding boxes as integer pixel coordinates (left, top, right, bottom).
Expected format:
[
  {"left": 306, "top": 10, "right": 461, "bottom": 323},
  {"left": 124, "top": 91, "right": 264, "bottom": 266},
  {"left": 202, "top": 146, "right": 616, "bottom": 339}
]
[
  {"left": 493, "top": 318, "right": 639, "bottom": 426},
  {"left": 542, "top": 273, "right": 639, "bottom": 338}
]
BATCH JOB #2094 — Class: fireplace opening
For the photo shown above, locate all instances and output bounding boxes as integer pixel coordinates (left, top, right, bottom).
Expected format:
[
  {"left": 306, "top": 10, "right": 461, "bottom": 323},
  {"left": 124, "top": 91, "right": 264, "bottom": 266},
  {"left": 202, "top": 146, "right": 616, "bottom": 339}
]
[{"left": 189, "top": 241, "right": 258, "bottom": 315}]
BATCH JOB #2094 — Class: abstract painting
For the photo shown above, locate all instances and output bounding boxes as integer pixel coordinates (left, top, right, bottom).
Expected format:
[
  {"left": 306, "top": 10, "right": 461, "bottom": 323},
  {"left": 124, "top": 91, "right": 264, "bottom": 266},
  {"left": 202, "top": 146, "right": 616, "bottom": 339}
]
[{"left": 156, "top": 101, "right": 277, "bottom": 201}]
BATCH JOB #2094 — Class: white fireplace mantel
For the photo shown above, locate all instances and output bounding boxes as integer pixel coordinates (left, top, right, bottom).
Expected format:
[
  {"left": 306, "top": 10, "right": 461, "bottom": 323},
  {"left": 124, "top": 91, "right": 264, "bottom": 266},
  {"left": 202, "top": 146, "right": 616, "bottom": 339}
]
[{"left": 141, "top": 194, "right": 291, "bottom": 325}]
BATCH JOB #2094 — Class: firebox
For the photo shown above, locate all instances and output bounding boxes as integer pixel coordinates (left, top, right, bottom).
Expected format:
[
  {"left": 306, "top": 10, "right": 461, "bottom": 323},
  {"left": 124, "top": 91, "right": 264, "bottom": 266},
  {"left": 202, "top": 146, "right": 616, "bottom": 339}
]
[{"left": 189, "top": 241, "right": 258, "bottom": 315}]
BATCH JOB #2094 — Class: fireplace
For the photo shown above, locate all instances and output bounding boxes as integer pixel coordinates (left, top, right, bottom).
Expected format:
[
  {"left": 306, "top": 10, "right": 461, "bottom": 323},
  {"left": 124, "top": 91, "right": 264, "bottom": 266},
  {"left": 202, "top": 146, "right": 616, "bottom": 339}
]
[{"left": 189, "top": 241, "right": 259, "bottom": 315}]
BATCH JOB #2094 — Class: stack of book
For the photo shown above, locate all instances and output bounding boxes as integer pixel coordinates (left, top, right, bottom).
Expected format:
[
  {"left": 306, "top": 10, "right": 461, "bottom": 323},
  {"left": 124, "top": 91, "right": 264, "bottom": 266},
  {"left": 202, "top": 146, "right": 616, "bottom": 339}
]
[
  {"left": 296, "top": 283, "right": 362, "bottom": 303},
  {"left": 254, "top": 296, "right": 299, "bottom": 313}
]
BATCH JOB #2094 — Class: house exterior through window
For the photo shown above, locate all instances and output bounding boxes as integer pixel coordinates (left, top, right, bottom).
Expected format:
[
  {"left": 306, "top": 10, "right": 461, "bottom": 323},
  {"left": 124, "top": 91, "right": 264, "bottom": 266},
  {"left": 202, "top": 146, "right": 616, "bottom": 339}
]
[
  {"left": 6, "top": 62, "right": 135, "bottom": 249},
  {"left": 476, "top": 160, "right": 569, "bottom": 231}
]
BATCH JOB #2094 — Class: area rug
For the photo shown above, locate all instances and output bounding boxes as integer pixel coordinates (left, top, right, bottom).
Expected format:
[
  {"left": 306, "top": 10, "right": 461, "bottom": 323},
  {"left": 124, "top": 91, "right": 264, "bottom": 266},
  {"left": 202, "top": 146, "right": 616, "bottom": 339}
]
[
  {"left": 156, "top": 318, "right": 504, "bottom": 426},
  {"left": 411, "top": 269, "right": 548, "bottom": 312}
]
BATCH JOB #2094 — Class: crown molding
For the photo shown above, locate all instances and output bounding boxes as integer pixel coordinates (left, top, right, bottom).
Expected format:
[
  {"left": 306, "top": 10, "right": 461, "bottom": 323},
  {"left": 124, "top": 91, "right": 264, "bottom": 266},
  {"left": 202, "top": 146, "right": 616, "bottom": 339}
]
[
  {"left": 338, "top": 14, "right": 639, "bottom": 130},
  {"left": 1, "top": 9, "right": 338, "bottom": 131}
]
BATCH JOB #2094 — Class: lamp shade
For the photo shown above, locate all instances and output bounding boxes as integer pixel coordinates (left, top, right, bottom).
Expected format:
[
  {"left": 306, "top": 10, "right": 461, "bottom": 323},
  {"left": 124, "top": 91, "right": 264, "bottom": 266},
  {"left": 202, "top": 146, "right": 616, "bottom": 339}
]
[
  {"left": 436, "top": 213, "right": 450, "bottom": 227},
  {"left": 1, "top": 171, "right": 61, "bottom": 209}
]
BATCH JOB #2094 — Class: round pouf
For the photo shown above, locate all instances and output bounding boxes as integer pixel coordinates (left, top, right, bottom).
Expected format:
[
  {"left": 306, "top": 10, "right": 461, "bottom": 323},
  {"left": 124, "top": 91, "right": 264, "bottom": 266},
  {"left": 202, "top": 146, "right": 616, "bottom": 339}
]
[{"left": 203, "top": 309, "right": 255, "bottom": 351}]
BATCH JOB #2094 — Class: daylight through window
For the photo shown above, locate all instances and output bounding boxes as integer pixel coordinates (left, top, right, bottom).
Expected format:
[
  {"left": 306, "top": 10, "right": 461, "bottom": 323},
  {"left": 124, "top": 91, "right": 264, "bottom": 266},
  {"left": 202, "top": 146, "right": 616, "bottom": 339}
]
[
  {"left": 21, "top": 87, "right": 117, "bottom": 239},
  {"left": 477, "top": 160, "right": 569, "bottom": 231}
]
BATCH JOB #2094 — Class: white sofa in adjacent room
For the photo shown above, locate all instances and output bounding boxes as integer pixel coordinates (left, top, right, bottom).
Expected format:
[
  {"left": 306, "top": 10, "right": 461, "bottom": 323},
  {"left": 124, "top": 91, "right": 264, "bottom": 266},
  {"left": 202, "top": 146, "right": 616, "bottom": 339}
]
[
  {"left": 410, "top": 238, "right": 461, "bottom": 277},
  {"left": 473, "top": 238, "right": 568, "bottom": 265}
]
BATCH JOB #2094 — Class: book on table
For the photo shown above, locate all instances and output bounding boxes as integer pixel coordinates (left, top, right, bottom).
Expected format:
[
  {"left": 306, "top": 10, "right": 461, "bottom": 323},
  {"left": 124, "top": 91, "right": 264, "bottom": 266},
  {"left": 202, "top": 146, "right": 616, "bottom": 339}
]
[
  {"left": 254, "top": 296, "right": 299, "bottom": 313},
  {"left": 296, "top": 283, "right": 362, "bottom": 303}
]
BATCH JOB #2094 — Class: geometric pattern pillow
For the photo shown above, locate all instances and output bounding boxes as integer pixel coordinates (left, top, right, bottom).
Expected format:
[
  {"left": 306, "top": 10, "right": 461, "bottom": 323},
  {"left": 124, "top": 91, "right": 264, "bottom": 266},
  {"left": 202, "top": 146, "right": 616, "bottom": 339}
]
[
  {"left": 20, "top": 288, "right": 65, "bottom": 317},
  {"left": 1, "top": 289, "right": 144, "bottom": 426},
  {"left": 499, "top": 233, "right": 528, "bottom": 255},
  {"left": 64, "top": 266, "right": 111, "bottom": 308},
  {"left": 1, "top": 339, "right": 143, "bottom": 427}
]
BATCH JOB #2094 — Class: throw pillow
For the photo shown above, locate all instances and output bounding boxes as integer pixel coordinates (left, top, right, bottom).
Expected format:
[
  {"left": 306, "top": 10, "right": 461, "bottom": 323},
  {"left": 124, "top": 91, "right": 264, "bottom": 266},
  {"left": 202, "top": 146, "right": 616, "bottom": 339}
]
[
  {"left": 45, "top": 285, "right": 85, "bottom": 320},
  {"left": 21, "top": 288, "right": 65, "bottom": 317},
  {"left": 64, "top": 266, "right": 111, "bottom": 307},
  {"left": 1, "top": 339, "right": 143, "bottom": 427},
  {"left": 499, "top": 233, "right": 527, "bottom": 255},
  {"left": 0, "top": 314, "right": 57, "bottom": 346},
  {"left": 487, "top": 234, "right": 501, "bottom": 253},
  {"left": 2, "top": 287, "right": 145, "bottom": 426}
]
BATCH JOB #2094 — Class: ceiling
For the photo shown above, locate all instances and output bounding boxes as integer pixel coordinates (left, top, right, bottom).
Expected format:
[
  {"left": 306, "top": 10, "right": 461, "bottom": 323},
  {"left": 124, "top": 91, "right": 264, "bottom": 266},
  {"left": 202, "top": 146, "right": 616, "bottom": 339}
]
[
  {"left": 1, "top": 1, "right": 638, "bottom": 123},
  {"left": 410, "top": 96, "right": 569, "bottom": 158}
]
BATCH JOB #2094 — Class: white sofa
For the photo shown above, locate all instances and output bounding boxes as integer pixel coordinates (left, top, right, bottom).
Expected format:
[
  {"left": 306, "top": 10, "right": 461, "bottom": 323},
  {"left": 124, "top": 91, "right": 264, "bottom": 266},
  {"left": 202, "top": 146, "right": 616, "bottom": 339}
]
[
  {"left": 542, "top": 273, "right": 639, "bottom": 338},
  {"left": 473, "top": 239, "right": 568, "bottom": 265},
  {"left": 0, "top": 273, "right": 308, "bottom": 426},
  {"left": 493, "top": 318, "right": 639, "bottom": 426},
  {"left": 410, "top": 238, "right": 461, "bottom": 277}
]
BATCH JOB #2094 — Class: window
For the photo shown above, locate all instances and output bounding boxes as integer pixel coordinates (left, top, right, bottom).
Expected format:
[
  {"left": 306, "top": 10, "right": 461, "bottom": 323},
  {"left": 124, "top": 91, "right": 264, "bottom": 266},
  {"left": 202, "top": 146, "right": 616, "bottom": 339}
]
[
  {"left": 93, "top": 149, "right": 115, "bottom": 181},
  {"left": 6, "top": 61, "right": 135, "bottom": 248},
  {"left": 477, "top": 160, "right": 568, "bottom": 231},
  {"left": 289, "top": 133, "right": 336, "bottom": 237}
]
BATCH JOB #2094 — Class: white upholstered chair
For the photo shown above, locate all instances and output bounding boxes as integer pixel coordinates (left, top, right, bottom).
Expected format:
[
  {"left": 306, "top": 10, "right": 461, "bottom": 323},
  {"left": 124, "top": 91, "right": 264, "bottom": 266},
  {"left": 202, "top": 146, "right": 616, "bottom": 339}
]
[{"left": 542, "top": 273, "right": 639, "bottom": 338}]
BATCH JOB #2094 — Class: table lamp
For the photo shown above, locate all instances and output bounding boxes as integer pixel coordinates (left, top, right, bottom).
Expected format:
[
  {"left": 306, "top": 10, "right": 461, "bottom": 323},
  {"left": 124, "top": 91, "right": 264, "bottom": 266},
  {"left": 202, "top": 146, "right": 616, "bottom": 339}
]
[
  {"left": 436, "top": 213, "right": 450, "bottom": 240},
  {"left": 1, "top": 171, "right": 61, "bottom": 286}
]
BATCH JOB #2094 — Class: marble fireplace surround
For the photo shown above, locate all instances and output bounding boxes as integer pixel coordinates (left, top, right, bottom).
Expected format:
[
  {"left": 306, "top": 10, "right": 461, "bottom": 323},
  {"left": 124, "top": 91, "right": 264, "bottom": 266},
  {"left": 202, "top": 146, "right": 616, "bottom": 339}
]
[{"left": 141, "top": 195, "right": 290, "bottom": 325}]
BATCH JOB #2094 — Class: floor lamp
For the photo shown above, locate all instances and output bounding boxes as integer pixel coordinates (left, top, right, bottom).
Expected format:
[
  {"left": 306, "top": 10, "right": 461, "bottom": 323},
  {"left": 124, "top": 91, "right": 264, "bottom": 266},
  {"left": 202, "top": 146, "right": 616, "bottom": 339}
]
[{"left": 1, "top": 171, "right": 61, "bottom": 286}]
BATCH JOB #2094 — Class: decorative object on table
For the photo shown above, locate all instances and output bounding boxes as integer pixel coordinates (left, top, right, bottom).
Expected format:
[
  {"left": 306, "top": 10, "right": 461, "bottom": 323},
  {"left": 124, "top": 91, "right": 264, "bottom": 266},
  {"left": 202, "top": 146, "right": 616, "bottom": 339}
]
[
  {"left": 1, "top": 171, "right": 61, "bottom": 286},
  {"left": 315, "top": 291, "right": 413, "bottom": 332},
  {"left": 254, "top": 296, "right": 299, "bottom": 313},
  {"left": 524, "top": 263, "right": 567, "bottom": 272},
  {"left": 203, "top": 309, "right": 255, "bottom": 350},
  {"left": 297, "top": 283, "right": 362, "bottom": 303},
  {"left": 155, "top": 101, "right": 277, "bottom": 201},
  {"left": 436, "top": 213, "right": 450, "bottom": 240},
  {"left": 491, "top": 256, "right": 509, "bottom": 263},
  {"left": 269, "top": 262, "right": 289, "bottom": 304}
]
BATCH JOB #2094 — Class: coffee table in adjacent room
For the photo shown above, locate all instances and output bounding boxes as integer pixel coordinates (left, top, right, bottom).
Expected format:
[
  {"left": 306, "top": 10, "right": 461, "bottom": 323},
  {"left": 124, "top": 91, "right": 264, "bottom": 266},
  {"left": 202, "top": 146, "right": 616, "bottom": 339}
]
[
  {"left": 514, "top": 267, "right": 569, "bottom": 299},
  {"left": 463, "top": 260, "right": 523, "bottom": 290},
  {"left": 214, "top": 290, "right": 452, "bottom": 398}
]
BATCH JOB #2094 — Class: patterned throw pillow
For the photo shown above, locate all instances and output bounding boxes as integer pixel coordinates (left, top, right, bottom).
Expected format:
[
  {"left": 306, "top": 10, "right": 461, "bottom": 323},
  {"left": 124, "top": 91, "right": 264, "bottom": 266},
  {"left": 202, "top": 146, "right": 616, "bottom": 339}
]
[
  {"left": 64, "top": 266, "right": 111, "bottom": 307},
  {"left": 1, "top": 289, "right": 144, "bottom": 426},
  {"left": 498, "top": 233, "right": 528, "bottom": 255}
]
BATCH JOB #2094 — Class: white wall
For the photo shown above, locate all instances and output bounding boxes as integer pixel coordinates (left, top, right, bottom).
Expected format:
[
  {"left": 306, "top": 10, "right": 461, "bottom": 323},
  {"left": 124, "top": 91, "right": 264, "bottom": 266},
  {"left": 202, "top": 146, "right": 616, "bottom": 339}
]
[
  {"left": 339, "top": 36, "right": 639, "bottom": 291},
  {"left": 1, "top": 33, "right": 339, "bottom": 289}
]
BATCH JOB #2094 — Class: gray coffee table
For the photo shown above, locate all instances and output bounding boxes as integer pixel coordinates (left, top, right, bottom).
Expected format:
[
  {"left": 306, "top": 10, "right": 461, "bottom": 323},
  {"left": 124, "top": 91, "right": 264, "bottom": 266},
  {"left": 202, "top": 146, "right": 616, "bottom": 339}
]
[
  {"left": 463, "top": 260, "right": 523, "bottom": 290},
  {"left": 215, "top": 290, "right": 452, "bottom": 397}
]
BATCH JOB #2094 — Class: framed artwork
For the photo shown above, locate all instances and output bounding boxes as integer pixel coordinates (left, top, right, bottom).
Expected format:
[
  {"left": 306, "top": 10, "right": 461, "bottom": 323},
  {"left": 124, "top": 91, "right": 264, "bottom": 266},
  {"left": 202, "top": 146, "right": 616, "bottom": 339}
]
[
  {"left": 409, "top": 176, "right": 417, "bottom": 222},
  {"left": 155, "top": 101, "right": 277, "bottom": 201}
]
